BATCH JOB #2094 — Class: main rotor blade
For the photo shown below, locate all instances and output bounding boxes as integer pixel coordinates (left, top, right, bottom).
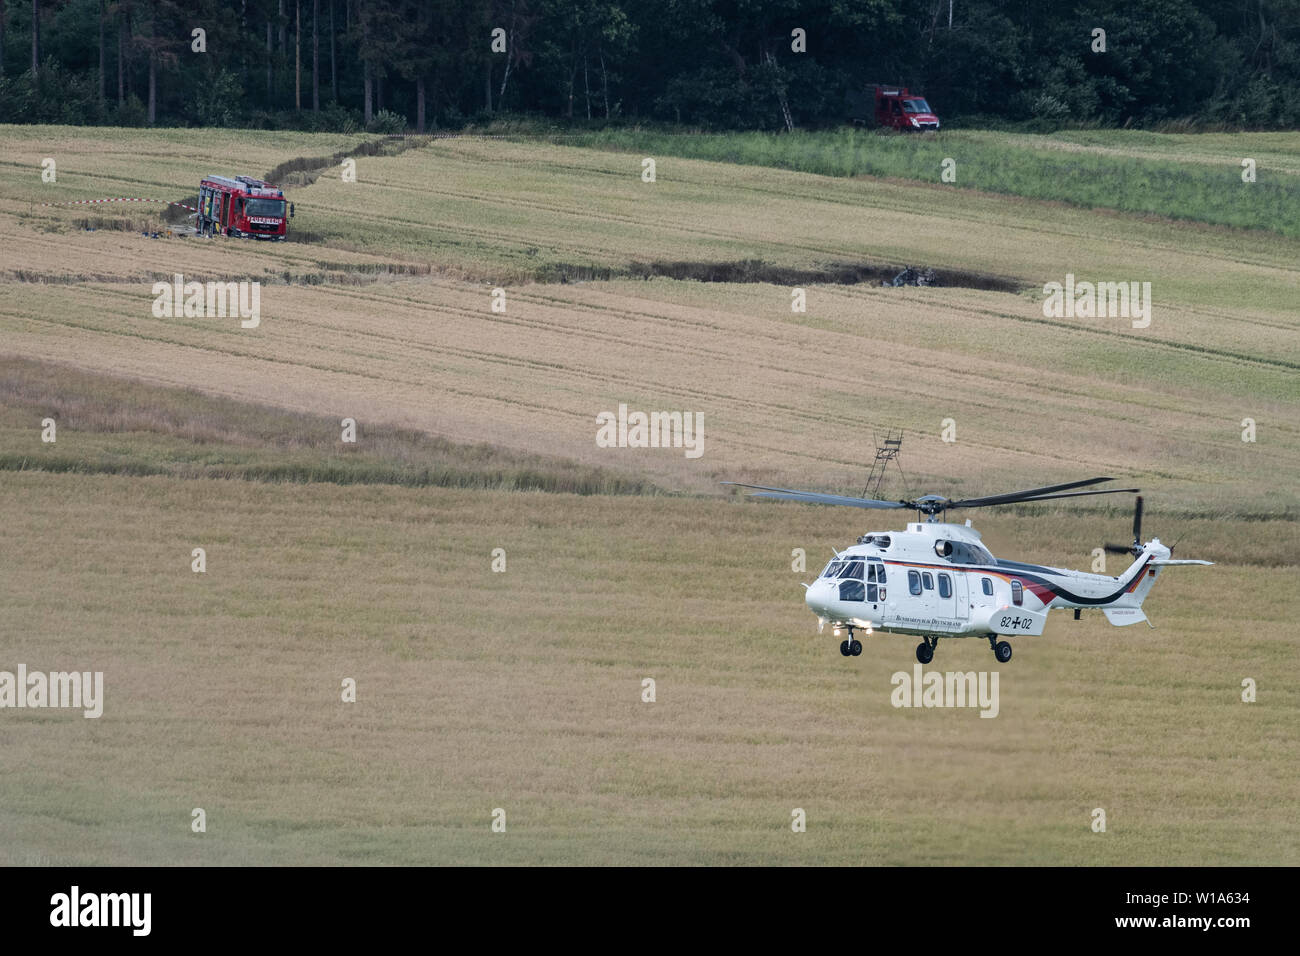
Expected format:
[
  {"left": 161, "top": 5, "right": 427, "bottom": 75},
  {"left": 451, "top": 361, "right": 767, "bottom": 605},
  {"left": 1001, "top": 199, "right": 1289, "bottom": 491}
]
[
  {"left": 948, "top": 476, "right": 1117, "bottom": 509},
  {"left": 721, "top": 482, "right": 906, "bottom": 510},
  {"left": 949, "top": 487, "right": 1139, "bottom": 509}
]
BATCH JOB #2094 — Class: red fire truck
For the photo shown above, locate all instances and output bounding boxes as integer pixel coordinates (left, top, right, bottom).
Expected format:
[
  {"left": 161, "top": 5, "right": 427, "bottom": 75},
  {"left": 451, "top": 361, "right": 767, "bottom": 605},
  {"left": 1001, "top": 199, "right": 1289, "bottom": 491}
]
[
  {"left": 196, "top": 175, "right": 294, "bottom": 240},
  {"left": 848, "top": 85, "right": 940, "bottom": 131}
]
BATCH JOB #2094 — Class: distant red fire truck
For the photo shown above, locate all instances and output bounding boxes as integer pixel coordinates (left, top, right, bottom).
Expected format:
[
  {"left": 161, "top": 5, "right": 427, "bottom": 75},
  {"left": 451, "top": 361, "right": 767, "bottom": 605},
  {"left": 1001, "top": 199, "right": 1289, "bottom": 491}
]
[
  {"left": 848, "top": 85, "right": 940, "bottom": 131},
  {"left": 196, "top": 175, "right": 293, "bottom": 240}
]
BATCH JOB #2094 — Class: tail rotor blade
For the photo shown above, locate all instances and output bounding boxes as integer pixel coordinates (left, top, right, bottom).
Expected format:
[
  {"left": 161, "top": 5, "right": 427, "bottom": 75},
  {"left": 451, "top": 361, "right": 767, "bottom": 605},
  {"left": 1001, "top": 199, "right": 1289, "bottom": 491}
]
[{"left": 1132, "top": 495, "right": 1144, "bottom": 544}]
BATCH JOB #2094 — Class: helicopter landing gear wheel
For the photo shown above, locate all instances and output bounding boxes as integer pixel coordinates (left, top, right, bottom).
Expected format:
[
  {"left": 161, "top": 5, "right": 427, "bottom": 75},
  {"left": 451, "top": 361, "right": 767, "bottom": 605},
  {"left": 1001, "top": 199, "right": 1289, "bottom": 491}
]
[
  {"left": 915, "top": 640, "right": 934, "bottom": 665},
  {"left": 840, "top": 640, "right": 852, "bottom": 657},
  {"left": 990, "top": 637, "right": 1012, "bottom": 663},
  {"left": 850, "top": 640, "right": 862, "bottom": 656}
]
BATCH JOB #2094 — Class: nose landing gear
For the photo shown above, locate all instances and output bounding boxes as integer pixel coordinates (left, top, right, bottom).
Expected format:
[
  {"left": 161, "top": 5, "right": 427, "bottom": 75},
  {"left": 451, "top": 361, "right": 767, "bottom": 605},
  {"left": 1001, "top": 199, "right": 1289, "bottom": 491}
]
[{"left": 838, "top": 626, "right": 863, "bottom": 657}]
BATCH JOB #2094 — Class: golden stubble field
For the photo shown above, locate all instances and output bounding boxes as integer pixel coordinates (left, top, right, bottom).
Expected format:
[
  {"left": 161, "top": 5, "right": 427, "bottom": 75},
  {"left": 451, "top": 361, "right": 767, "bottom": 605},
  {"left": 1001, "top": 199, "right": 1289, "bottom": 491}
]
[
  {"left": 0, "top": 473, "right": 1294, "bottom": 865},
  {"left": 0, "top": 125, "right": 1296, "bottom": 864},
  {"left": 2, "top": 128, "right": 1297, "bottom": 507}
]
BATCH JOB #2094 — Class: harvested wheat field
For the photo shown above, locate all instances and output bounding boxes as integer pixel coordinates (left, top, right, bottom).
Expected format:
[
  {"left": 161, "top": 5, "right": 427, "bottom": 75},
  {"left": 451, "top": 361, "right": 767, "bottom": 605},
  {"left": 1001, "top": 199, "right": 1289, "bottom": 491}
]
[{"left": 0, "top": 125, "right": 1296, "bottom": 865}]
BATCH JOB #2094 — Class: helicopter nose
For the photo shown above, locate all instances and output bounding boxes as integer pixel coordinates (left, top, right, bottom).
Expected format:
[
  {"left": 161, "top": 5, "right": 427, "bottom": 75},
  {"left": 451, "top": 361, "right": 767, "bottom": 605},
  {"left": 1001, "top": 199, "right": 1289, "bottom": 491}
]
[{"left": 806, "top": 580, "right": 832, "bottom": 614}]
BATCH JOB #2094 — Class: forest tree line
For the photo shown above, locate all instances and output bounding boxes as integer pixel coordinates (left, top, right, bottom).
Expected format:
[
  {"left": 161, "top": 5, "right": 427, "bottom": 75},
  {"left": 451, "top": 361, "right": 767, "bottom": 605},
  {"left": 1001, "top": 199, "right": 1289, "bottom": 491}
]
[{"left": 1, "top": 1, "right": 1297, "bottom": 131}]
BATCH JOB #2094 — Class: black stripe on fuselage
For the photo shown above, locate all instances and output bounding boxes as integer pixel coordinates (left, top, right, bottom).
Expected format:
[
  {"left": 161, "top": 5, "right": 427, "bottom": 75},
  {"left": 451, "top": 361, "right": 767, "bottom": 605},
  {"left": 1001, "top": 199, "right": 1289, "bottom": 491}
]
[{"left": 879, "top": 555, "right": 1151, "bottom": 606}]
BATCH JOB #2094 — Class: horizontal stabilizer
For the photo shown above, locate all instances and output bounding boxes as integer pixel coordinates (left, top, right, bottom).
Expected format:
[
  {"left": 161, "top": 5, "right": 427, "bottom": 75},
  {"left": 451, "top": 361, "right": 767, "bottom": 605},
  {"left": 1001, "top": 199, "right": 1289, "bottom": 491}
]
[
  {"left": 1103, "top": 607, "right": 1149, "bottom": 627},
  {"left": 1150, "top": 559, "right": 1213, "bottom": 566}
]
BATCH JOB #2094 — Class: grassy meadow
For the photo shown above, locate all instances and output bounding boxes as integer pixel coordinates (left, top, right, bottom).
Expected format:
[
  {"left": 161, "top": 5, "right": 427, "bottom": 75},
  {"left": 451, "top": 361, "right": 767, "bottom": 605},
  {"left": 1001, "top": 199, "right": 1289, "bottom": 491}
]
[{"left": 0, "top": 123, "right": 1296, "bottom": 864}]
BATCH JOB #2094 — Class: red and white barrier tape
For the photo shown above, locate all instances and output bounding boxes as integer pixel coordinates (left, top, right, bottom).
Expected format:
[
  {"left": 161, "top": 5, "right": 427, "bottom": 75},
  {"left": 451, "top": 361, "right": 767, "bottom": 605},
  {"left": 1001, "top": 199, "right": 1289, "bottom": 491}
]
[{"left": 38, "top": 197, "right": 198, "bottom": 211}]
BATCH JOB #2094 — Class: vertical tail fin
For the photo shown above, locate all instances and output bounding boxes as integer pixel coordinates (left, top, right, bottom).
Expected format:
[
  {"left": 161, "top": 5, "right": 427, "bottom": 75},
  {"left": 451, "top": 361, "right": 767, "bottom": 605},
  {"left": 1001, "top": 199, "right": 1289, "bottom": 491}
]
[{"left": 1104, "top": 539, "right": 1212, "bottom": 625}]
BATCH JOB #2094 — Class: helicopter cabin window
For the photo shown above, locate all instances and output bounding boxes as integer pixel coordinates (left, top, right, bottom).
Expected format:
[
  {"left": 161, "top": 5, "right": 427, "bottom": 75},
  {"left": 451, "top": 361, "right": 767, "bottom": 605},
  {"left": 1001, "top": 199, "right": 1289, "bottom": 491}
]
[
  {"left": 908, "top": 570, "right": 922, "bottom": 595},
  {"left": 839, "top": 580, "right": 865, "bottom": 602},
  {"left": 1010, "top": 579, "right": 1024, "bottom": 606},
  {"left": 938, "top": 574, "right": 952, "bottom": 599},
  {"left": 981, "top": 577, "right": 994, "bottom": 596},
  {"left": 922, "top": 572, "right": 934, "bottom": 590},
  {"left": 865, "top": 560, "right": 886, "bottom": 602}
]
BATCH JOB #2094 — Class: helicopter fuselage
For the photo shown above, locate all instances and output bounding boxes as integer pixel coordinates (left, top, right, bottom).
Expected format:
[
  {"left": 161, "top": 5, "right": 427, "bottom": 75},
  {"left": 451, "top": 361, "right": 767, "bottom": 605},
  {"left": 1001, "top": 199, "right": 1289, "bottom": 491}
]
[{"left": 804, "top": 521, "right": 1165, "bottom": 640}]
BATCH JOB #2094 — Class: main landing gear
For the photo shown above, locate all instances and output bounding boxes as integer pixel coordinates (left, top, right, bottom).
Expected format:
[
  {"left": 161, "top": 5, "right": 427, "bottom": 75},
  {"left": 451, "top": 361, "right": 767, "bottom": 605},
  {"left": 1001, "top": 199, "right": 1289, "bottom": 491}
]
[
  {"left": 838, "top": 626, "right": 863, "bottom": 657},
  {"left": 913, "top": 635, "right": 1013, "bottom": 664},
  {"left": 988, "top": 634, "right": 1013, "bottom": 663},
  {"left": 915, "top": 636, "right": 937, "bottom": 664}
]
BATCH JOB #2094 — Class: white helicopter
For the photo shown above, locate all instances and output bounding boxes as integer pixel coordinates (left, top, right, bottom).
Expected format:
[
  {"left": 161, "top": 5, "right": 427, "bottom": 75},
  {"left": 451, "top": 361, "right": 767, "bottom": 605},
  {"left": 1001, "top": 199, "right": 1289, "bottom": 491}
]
[{"left": 723, "top": 477, "right": 1212, "bottom": 663}]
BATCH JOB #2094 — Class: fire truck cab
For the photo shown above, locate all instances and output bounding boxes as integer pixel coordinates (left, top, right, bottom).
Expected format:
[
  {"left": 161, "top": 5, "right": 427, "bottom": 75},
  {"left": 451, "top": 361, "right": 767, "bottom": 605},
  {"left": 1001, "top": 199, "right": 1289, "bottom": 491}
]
[
  {"left": 197, "top": 175, "right": 293, "bottom": 240},
  {"left": 874, "top": 86, "right": 939, "bottom": 130}
]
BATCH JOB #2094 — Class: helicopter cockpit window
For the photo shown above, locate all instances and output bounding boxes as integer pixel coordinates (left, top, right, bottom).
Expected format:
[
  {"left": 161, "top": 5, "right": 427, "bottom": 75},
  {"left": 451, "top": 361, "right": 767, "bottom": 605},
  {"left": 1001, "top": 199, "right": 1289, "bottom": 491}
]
[
  {"left": 841, "top": 559, "right": 865, "bottom": 580},
  {"left": 839, "top": 580, "right": 865, "bottom": 601},
  {"left": 908, "top": 570, "right": 922, "bottom": 595},
  {"left": 1011, "top": 580, "right": 1024, "bottom": 606},
  {"left": 820, "top": 559, "right": 844, "bottom": 579}
]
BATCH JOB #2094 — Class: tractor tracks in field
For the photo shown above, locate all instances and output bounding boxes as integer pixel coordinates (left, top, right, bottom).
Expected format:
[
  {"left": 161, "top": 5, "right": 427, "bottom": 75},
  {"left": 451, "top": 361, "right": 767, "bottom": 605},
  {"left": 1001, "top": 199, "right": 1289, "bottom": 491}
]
[
  {"left": 264, "top": 133, "right": 1296, "bottom": 302},
  {"left": 233, "top": 278, "right": 1300, "bottom": 477},
  {"left": 349, "top": 272, "right": 1300, "bottom": 448},
  {"left": 7, "top": 275, "right": 1296, "bottom": 487},
  {"left": 305, "top": 171, "right": 1299, "bottom": 305},
  {"left": 412, "top": 141, "right": 1300, "bottom": 277}
]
